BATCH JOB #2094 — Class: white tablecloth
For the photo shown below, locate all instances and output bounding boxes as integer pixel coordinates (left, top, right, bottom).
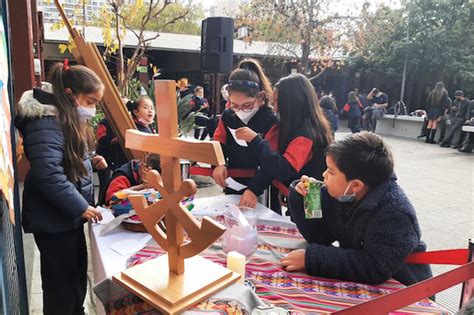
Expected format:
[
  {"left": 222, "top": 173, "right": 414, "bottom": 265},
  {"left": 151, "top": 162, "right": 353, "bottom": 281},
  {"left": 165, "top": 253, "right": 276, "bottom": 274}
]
[
  {"left": 89, "top": 195, "right": 287, "bottom": 282},
  {"left": 89, "top": 195, "right": 290, "bottom": 313}
]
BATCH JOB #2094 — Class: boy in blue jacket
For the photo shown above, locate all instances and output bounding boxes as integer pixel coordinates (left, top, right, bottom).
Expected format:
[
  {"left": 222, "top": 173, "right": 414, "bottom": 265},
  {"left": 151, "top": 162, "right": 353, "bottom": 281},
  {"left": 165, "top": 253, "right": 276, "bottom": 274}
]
[{"left": 282, "top": 132, "right": 432, "bottom": 286}]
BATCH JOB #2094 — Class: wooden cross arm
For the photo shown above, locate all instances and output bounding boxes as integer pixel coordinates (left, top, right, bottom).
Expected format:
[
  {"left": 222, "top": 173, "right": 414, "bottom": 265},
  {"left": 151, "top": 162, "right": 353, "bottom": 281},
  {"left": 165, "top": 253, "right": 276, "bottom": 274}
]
[{"left": 126, "top": 130, "right": 226, "bottom": 166}]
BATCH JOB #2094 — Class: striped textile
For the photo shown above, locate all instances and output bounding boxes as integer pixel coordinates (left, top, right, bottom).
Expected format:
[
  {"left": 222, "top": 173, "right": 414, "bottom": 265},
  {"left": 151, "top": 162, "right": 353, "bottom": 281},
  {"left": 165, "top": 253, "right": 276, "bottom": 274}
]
[{"left": 111, "top": 223, "right": 448, "bottom": 314}]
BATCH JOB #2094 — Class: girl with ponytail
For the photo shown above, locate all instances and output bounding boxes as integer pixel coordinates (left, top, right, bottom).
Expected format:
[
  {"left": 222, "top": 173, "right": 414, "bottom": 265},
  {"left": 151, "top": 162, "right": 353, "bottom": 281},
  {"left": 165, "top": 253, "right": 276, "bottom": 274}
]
[
  {"left": 96, "top": 96, "right": 156, "bottom": 201},
  {"left": 15, "top": 61, "right": 105, "bottom": 314},
  {"left": 213, "top": 58, "right": 279, "bottom": 209}
]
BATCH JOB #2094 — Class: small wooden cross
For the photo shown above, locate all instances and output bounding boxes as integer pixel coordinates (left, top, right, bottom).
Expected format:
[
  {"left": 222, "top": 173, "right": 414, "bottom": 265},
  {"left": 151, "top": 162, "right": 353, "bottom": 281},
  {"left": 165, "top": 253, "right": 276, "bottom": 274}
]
[{"left": 125, "top": 80, "right": 226, "bottom": 275}]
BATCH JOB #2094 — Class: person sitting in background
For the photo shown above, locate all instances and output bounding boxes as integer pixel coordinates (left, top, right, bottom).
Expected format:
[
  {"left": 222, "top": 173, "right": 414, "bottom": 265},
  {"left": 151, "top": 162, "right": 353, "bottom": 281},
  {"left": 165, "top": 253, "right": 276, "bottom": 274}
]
[
  {"left": 282, "top": 132, "right": 432, "bottom": 286},
  {"left": 359, "top": 90, "right": 372, "bottom": 131},
  {"left": 100, "top": 153, "right": 161, "bottom": 206},
  {"left": 457, "top": 99, "right": 474, "bottom": 153},
  {"left": 319, "top": 95, "right": 339, "bottom": 135},
  {"left": 367, "top": 88, "right": 389, "bottom": 132},
  {"left": 440, "top": 90, "right": 471, "bottom": 148},
  {"left": 342, "top": 91, "right": 364, "bottom": 133},
  {"left": 435, "top": 96, "right": 452, "bottom": 143},
  {"left": 189, "top": 86, "right": 211, "bottom": 140}
]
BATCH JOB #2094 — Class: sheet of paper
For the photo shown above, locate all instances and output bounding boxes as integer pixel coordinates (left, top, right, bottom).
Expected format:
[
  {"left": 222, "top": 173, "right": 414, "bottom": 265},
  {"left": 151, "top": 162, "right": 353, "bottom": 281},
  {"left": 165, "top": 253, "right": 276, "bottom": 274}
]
[
  {"left": 95, "top": 206, "right": 115, "bottom": 225},
  {"left": 227, "top": 127, "right": 248, "bottom": 147},
  {"left": 109, "top": 235, "right": 152, "bottom": 256},
  {"left": 225, "top": 177, "right": 248, "bottom": 192}
]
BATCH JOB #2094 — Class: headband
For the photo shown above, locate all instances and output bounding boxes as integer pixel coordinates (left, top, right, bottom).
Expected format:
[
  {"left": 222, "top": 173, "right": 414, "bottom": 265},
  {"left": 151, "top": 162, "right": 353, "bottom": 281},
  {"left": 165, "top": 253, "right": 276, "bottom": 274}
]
[{"left": 228, "top": 80, "right": 260, "bottom": 91}]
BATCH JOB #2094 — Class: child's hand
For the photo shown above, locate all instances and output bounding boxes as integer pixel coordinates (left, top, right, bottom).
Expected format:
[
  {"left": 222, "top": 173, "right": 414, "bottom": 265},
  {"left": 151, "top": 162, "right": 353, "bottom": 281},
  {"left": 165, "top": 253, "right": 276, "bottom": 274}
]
[
  {"left": 91, "top": 155, "right": 108, "bottom": 170},
  {"left": 81, "top": 206, "right": 103, "bottom": 223},
  {"left": 295, "top": 175, "right": 311, "bottom": 196},
  {"left": 235, "top": 127, "right": 257, "bottom": 142},
  {"left": 212, "top": 165, "right": 228, "bottom": 188},
  {"left": 280, "top": 249, "right": 306, "bottom": 272},
  {"left": 238, "top": 189, "right": 258, "bottom": 208}
]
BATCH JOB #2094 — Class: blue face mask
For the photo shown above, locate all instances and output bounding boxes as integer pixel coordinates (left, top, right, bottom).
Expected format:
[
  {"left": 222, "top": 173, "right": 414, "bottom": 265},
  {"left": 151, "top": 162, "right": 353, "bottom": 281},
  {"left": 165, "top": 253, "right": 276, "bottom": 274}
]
[{"left": 336, "top": 181, "right": 356, "bottom": 203}]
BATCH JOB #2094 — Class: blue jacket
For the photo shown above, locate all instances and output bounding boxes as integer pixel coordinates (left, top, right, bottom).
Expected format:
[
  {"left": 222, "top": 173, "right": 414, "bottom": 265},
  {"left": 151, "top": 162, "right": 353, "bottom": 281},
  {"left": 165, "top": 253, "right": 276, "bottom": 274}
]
[
  {"left": 15, "top": 87, "right": 93, "bottom": 234},
  {"left": 288, "top": 175, "right": 432, "bottom": 286}
]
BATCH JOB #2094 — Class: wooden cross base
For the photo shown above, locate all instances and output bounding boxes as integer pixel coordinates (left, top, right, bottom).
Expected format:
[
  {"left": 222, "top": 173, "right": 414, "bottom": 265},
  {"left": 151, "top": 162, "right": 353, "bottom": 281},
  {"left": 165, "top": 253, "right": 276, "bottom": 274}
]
[{"left": 113, "top": 254, "right": 240, "bottom": 314}]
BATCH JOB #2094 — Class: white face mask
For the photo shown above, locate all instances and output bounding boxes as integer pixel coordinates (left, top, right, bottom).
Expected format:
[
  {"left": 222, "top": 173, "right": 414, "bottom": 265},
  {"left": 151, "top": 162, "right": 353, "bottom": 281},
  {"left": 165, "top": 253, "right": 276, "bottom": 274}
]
[
  {"left": 77, "top": 106, "right": 96, "bottom": 121},
  {"left": 235, "top": 108, "right": 259, "bottom": 124}
]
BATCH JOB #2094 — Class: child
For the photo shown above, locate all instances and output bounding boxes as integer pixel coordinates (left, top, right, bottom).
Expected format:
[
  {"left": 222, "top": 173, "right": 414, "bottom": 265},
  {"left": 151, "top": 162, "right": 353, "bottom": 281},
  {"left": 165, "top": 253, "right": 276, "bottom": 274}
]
[
  {"left": 189, "top": 86, "right": 211, "bottom": 140},
  {"left": 342, "top": 91, "right": 363, "bottom": 133},
  {"left": 235, "top": 74, "right": 333, "bottom": 211},
  {"left": 100, "top": 153, "right": 162, "bottom": 206},
  {"left": 96, "top": 96, "right": 156, "bottom": 202},
  {"left": 282, "top": 132, "right": 432, "bottom": 286},
  {"left": 126, "top": 96, "right": 157, "bottom": 133},
  {"left": 15, "top": 62, "right": 105, "bottom": 314},
  {"left": 212, "top": 58, "right": 279, "bottom": 209},
  {"left": 319, "top": 95, "right": 339, "bottom": 134}
]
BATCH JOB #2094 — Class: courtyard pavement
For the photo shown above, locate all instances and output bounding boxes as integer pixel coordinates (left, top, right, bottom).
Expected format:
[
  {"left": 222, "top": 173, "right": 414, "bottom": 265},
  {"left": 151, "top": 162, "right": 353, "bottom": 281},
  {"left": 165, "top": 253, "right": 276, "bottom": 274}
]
[{"left": 23, "top": 127, "right": 473, "bottom": 314}]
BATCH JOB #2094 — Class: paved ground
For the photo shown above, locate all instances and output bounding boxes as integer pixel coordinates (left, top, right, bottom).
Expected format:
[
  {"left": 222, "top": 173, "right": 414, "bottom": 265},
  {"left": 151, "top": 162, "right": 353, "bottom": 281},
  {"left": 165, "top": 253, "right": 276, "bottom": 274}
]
[{"left": 23, "top": 127, "right": 473, "bottom": 314}]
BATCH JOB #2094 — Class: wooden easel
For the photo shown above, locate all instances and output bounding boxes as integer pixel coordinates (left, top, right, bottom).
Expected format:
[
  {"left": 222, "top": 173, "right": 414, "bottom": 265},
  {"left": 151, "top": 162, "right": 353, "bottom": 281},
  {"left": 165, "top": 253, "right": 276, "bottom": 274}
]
[
  {"left": 53, "top": 0, "right": 141, "bottom": 159},
  {"left": 113, "top": 80, "right": 239, "bottom": 314}
]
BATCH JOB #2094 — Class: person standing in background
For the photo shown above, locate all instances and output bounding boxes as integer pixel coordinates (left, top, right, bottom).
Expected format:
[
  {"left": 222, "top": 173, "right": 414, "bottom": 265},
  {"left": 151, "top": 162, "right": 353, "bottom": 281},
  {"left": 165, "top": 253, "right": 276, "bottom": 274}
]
[
  {"left": 424, "top": 82, "right": 449, "bottom": 144},
  {"left": 343, "top": 91, "right": 364, "bottom": 133}
]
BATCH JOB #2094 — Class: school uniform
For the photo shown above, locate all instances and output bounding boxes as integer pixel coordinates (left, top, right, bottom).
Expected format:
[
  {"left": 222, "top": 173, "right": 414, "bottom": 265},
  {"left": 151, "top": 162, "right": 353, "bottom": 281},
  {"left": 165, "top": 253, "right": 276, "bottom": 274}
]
[
  {"left": 16, "top": 87, "right": 93, "bottom": 315},
  {"left": 99, "top": 160, "right": 140, "bottom": 206},
  {"left": 96, "top": 118, "right": 154, "bottom": 204},
  {"left": 343, "top": 100, "right": 363, "bottom": 133},
  {"left": 247, "top": 126, "right": 328, "bottom": 197},
  {"left": 213, "top": 106, "right": 279, "bottom": 196},
  {"left": 287, "top": 174, "right": 433, "bottom": 286}
]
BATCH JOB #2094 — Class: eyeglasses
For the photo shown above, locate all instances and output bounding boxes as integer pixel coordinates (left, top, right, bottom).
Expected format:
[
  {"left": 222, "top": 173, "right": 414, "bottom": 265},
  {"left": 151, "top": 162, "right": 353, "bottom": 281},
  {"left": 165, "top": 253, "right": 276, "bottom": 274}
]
[{"left": 229, "top": 97, "right": 258, "bottom": 112}]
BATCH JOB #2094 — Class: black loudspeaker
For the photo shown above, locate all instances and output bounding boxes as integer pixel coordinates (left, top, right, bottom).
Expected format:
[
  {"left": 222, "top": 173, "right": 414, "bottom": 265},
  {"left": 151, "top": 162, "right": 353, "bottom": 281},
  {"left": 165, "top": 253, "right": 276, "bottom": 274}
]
[{"left": 201, "top": 17, "right": 234, "bottom": 74}]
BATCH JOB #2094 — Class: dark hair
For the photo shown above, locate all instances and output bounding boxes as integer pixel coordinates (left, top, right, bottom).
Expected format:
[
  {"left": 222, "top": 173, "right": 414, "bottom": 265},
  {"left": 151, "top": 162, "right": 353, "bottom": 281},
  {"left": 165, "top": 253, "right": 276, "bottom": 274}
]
[
  {"left": 48, "top": 63, "right": 103, "bottom": 182},
  {"left": 275, "top": 73, "right": 333, "bottom": 154},
  {"left": 348, "top": 91, "right": 358, "bottom": 103},
  {"left": 145, "top": 153, "right": 161, "bottom": 173},
  {"left": 126, "top": 96, "right": 154, "bottom": 119},
  {"left": 455, "top": 90, "right": 464, "bottom": 97},
  {"left": 319, "top": 95, "right": 338, "bottom": 113},
  {"left": 373, "top": 88, "right": 380, "bottom": 94},
  {"left": 227, "top": 58, "right": 272, "bottom": 106},
  {"left": 327, "top": 132, "right": 394, "bottom": 188},
  {"left": 428, "top": 82, "right": 448, "bottom": 105},
  {"left": 194, "top": 86, "right": 204, "bottom": 93}
]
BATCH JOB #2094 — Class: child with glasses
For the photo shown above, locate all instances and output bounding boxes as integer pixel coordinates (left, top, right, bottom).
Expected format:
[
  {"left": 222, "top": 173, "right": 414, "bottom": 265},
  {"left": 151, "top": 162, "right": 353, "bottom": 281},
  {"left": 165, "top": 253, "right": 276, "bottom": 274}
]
[
  {"left": 213, "top": 58, "right": 279, "bottom": 209},
  {"left": 235, "top": 74, "right": 333, "bottom": 213}
]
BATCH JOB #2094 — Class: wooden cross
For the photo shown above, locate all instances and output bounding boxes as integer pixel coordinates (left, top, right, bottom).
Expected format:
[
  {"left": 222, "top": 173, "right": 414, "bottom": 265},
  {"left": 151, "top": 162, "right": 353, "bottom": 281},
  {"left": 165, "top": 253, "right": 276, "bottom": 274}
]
[{"left": 125, "top": 80, "right": 226, "bottom": 275}]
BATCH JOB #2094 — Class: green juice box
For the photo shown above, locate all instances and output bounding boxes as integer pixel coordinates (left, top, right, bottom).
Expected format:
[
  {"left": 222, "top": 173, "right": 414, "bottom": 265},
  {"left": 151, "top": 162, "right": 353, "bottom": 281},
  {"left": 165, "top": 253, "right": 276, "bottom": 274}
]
[{"left": 303, "top": 179, "right": 323, "bottom": 219}]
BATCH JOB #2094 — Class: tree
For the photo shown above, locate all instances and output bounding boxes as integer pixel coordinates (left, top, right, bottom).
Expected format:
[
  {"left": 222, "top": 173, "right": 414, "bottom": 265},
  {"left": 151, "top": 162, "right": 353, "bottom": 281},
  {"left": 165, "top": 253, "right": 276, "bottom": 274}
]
[
  {"left": 99, "top": 0, "right": 193, "bottom": 92},
  {"left": 349, "top": 0, "right": 474, "bottom": 96},
  {"left": 236, "top": 0, "right": 350, "bottom": 78},
  {"left": 128, "top": 2, "right": 204, "bottom": 35},
  {"left": 52, "top": 0, "right": 196, "bottom": 94}
]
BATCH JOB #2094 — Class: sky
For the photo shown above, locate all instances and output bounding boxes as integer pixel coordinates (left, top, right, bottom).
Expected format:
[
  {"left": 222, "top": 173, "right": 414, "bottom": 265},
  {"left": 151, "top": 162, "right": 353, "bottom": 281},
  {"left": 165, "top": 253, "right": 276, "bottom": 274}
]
[{"left": 194, "top": 0, "right": 402, "bottom": 17}]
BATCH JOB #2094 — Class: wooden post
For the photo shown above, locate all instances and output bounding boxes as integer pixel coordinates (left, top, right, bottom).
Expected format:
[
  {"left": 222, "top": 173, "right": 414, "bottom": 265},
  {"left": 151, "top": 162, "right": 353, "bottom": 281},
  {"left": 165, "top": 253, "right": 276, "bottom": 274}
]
[
  {"left": 155, "top": 80, "right": 185, "bottom": 274},
  {"left": 8, "top": 0, "right": 35, "bottom": 102}
]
